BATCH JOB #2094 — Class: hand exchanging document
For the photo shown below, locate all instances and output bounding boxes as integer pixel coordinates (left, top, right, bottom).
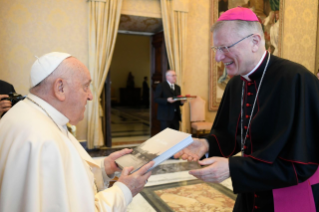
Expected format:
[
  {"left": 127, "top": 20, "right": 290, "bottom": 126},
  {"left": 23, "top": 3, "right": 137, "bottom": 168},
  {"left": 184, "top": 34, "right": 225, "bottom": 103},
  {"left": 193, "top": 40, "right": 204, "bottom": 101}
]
[
  {"left": 103, "top": 148, "right": 154, "bottom": 197},
  {"left": 174, "top": 137, "right": 209, "bottom": 161},
  {"left": 118, "top": 161, "right": 154, "bottom": 197},
  {"left": 189, "top": 157, "right": 230, "bottom": 183}
]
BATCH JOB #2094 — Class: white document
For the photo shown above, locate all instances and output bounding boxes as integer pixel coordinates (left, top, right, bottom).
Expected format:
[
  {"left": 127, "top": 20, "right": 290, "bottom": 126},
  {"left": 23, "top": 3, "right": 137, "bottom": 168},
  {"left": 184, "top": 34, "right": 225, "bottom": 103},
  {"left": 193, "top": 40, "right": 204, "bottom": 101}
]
[{"left": 115, "top": 128, "right": 193, "bottom": 173}]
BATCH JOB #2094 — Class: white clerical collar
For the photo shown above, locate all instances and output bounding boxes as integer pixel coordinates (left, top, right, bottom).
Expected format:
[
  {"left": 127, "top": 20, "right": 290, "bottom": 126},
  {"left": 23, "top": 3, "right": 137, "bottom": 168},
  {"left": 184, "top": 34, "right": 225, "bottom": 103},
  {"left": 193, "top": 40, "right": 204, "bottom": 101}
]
[
  {"left": 241, "top": 51, "right": 267, "bottom": 81},
  {"left": 27, "top": 93, "right": 69, "bottom": 127}
]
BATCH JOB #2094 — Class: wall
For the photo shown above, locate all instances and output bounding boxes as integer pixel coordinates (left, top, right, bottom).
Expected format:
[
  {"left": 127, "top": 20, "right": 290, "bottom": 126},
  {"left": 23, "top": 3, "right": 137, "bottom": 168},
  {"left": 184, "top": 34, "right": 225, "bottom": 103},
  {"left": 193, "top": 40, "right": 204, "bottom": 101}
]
[
  {"left": 0, "top": 0, "right": 89, "bottom": 140},
  {"left": 0, "top": 0, "right": 159, "bottom": 142},
  {"left": 122, "top": 0, "right": 161, "bottom": 18},
  {"left": 183, "top": 0, "right": 216, "bottom": 132},
  {"left": 110, "top": 34, "right": 151, "bottom": 102},
  {"left": 282, "top": 0, "right": 318, "bottom": 72}
]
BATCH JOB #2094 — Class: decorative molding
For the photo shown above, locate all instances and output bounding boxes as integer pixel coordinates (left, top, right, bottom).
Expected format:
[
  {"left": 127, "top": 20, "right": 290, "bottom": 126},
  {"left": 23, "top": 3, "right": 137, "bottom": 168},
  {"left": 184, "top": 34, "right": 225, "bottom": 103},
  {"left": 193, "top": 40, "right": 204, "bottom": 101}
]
[
  {"left": 208, "top": 0, "right": 219, "bottom": 111},
  {"left": 277, "top": 0, "right": 284, "bottom": 57}
]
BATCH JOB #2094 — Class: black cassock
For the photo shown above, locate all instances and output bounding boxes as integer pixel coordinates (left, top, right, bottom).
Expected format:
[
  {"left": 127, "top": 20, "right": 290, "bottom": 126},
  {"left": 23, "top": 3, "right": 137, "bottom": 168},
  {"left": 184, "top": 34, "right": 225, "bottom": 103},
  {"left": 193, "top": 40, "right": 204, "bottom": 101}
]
[{"left": 207, "top": 52, "right": 319, "bottom": 212}]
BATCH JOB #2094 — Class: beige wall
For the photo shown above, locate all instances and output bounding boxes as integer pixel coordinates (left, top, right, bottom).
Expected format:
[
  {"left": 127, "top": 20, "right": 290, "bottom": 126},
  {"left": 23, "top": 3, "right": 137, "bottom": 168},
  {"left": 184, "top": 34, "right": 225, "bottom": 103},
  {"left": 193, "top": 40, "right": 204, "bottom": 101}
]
[
  {"left": 282, "top": 0, "right": 318, "bottom": 72},
  {"left": 110, "top": 34, "right": 151, "bottom": 102},
  {"left": 0, "top": 0, "right": 89, "bottom": 140},
  {"left": 183, "top": 0, "right": 216, "bottom": 133},
  {"left": 0, "top": 0, "right": 88, "bottom": 94},
  {"left": 122, "top": 0, "right": 161, "bottom": 18}
]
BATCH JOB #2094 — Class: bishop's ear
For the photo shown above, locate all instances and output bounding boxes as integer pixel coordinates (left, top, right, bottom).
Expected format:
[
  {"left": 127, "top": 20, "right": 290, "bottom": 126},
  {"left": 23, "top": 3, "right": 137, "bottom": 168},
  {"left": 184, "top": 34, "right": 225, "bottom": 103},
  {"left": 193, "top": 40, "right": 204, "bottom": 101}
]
[
  {"left": 251, "top": 34, "right": 262, "bottom": 52},
  {"left": 53, "top": 78, "right": 66, "bottom": 101}
]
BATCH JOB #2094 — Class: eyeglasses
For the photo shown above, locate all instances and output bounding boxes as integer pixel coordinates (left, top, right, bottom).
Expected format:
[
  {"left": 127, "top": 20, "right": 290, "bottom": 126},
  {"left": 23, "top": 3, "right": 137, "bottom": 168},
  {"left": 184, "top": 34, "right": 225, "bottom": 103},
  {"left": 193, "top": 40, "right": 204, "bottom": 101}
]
[{"left": 211, "top": 34, "right": 253, "bottom": 54}]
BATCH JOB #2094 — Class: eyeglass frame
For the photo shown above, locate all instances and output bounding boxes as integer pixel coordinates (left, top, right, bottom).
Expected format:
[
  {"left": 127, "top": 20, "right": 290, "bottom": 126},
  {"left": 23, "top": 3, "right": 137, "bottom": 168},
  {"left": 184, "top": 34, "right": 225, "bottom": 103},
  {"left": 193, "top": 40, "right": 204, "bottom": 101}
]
[{"left": 211, "top": 34, "right": 254, "bottom": 54}]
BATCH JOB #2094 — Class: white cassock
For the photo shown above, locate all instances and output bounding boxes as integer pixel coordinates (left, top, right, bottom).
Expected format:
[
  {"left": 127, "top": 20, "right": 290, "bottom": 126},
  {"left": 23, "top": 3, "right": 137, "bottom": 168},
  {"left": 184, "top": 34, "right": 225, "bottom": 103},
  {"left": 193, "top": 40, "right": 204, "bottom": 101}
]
[{"left": 0, "top": 93, "right": 132, "bottom": 212}]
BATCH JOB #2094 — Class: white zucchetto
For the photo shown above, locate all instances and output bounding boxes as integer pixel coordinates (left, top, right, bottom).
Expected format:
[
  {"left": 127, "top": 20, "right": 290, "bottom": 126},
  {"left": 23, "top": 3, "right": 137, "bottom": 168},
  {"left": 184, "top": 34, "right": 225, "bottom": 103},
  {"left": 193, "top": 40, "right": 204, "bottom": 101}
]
[{"left": 30, "top": 52, "right": 71, "bottom": 87}]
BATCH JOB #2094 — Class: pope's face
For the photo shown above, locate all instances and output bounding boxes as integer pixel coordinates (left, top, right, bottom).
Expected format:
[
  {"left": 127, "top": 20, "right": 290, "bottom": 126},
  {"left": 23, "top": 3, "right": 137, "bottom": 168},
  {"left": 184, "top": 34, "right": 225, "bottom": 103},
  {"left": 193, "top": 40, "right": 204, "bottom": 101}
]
[
  {"left": 213, "top": 23, "right": 254, "bottom": 76},
  {"left": 64, "top": 59, "right": 93, "bottom": 125}
]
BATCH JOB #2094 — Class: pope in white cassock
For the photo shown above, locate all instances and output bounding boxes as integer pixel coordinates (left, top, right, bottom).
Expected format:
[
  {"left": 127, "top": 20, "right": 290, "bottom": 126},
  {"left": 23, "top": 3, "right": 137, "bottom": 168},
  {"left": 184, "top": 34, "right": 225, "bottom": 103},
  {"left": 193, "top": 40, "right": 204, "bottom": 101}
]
[{"left": 0, "top": 52, "right": 154, "bottom": 212}]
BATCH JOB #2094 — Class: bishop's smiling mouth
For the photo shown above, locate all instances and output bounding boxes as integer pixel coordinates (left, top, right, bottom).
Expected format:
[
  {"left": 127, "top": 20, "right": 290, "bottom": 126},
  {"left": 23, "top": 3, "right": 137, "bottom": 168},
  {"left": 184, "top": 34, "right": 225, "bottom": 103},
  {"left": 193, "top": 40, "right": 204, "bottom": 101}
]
[{"left": 224, "top": 62, "right": 234, "bottom": 66}]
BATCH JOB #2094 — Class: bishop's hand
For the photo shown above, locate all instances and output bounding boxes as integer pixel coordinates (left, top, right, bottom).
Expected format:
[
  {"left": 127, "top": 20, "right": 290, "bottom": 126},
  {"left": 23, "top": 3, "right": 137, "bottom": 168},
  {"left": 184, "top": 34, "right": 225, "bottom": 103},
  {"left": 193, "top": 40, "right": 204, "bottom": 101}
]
[
  {"left": 189, "top": 157, "right": 230, "bottom": 183},
  {"left": 174, "top": 138, "right": 209, "bottom": 161}
]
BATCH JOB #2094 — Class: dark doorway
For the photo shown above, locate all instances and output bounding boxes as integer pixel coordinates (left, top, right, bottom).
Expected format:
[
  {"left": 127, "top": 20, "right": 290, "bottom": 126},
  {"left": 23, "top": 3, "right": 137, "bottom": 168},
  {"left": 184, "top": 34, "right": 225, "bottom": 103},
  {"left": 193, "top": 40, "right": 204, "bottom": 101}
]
[
  {"left": 109, "top": 33, "right": 152, "bottom": 147},
  {"left": 102, "top": 31, "right": 168, "bottom": 147},
  {"left": 150, "top": 31, "right": 169, "bottom": 136}
]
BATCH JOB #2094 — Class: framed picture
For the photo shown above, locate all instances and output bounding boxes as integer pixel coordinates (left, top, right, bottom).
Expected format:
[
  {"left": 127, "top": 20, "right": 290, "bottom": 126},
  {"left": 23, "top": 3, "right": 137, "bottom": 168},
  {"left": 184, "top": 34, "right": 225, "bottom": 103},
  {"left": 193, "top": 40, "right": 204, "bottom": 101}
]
[{"left": 208, "top": 0, "right": 284, "bottom": 111}]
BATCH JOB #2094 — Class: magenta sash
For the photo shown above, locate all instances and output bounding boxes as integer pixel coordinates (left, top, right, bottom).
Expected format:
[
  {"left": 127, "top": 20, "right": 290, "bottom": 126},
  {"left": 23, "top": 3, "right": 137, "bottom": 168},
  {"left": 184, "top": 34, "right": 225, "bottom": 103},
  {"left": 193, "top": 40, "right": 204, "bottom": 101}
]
[{"left": 273, "top": 167, "right": 319, "bottom": 212}]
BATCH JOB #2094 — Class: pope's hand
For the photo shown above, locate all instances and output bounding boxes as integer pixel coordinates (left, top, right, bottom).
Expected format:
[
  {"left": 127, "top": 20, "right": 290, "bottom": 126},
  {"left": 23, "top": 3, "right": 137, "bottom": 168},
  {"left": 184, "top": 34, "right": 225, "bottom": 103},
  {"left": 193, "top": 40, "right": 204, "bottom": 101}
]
[
  {"left": 189, "top": 157, "right": 230, "bottom": 183},
  {"left": 174, "top": 138, "right": 209, "bottom": 161},
  {"left": 0, "top": 94, "right": 12, "bottom": 116},
  {"left": 118, "top": 161, "right": 154, "bottom": 197},
  {"left": 103, "top": 148, "right": 133, "bottom": 176}
]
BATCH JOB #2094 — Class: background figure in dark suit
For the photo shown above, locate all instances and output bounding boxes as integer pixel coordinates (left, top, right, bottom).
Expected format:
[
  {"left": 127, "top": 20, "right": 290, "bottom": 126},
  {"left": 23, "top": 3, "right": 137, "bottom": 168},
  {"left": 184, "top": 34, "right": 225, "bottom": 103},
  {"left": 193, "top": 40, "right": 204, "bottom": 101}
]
[
  {"left": 0, "top": 80, "right": 16, "bottom": 117},
  {"left": 142, "top": 76, "right": 149, "bottom": 108},
  {"left": 154, "top": 70, "right": 184, "bottom": 131}
]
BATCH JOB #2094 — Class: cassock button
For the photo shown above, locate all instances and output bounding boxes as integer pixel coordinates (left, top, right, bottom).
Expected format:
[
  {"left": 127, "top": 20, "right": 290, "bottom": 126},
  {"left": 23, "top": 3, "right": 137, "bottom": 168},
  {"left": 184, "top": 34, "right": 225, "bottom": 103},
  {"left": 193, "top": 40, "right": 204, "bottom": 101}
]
[
  {"left": 248, "top": 82, "right": 253, "bottom": 86},
  {"left": 248, "top": 92, "right": 253, "bottom": 96},
  {"left": 244, "top": 126, "right": 248, "bottom": 130},
  {"left": 246, "top": 115, "right": 250, "bottom": 119},
  {"left": 246, "top": 103, "right": 250, "bottom": 107},
  {"left": 254, "top": 194, "right": 258, "bottom": 198},
  {"left": 246, "top": 134, "right": 250, "bottom": 138},
  {"left": 244, "top": 145, "right": 247, "bottom": 149},
  {"left": 254, "top": 206, "right": 259, "bottom": 209}
]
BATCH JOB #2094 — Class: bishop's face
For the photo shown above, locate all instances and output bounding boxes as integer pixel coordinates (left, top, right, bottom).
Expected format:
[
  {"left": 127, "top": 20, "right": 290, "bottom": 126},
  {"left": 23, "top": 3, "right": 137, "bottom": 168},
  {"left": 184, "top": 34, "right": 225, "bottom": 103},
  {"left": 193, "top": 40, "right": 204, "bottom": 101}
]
[{"left": 213, "top": 23, "right": 254, "bottom": 76}]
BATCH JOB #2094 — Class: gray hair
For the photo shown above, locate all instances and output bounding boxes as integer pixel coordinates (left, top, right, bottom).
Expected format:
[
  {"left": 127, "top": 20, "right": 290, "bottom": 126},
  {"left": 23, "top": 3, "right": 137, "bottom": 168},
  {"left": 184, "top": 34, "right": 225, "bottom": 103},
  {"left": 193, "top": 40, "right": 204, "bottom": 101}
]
[
  {"left": 166, "top": 70, "right": 175, "bottom": 76},
  {"left": 211, "top": 20, "right": 264, "bottom": 42}
]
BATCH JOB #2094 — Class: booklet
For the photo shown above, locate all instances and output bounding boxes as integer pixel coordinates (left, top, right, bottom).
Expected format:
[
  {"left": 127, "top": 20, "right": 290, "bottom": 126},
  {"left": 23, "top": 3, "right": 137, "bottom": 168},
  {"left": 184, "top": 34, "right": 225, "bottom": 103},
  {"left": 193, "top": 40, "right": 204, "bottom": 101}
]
[
  {"left": 173, "top": 95, "right": 196, "bottom": 101},
  {"left": 115, "top": 128, "right": 193, "bottom": 173},
  {"left": 173, "top": 96, "right": 188, "bottom": 101}
]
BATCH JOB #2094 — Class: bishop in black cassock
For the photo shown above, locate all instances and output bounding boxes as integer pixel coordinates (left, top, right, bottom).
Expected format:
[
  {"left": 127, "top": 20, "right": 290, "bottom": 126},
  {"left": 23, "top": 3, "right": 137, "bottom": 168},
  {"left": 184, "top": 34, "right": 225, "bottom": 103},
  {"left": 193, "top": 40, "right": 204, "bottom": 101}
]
[{"left": 175, "top": 7, "right": 319, "bottom": 212}]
